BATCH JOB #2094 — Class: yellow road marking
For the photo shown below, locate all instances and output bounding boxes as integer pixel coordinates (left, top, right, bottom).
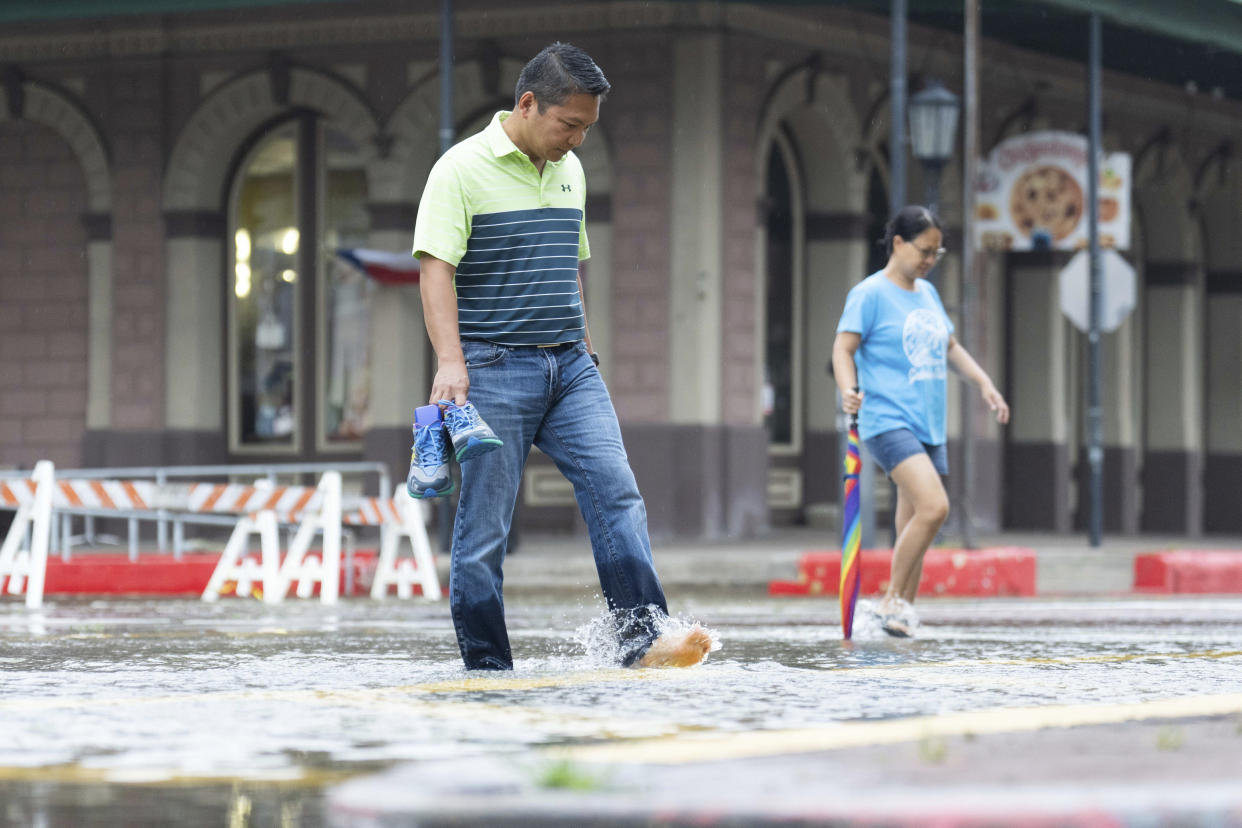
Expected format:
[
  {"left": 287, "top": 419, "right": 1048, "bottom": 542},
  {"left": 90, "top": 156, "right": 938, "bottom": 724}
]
[
  {"left": 0, "top": 667, "right": 709, "bottom": 714},
  {"left": 410, "top": 667, "right": 700, "bottom": 693},
  {"left": 833, "top": 648, "right": 1242, "bottom": 677},
  {"left": 550, "top": 692, "right": 1242, "bottom": 766},
  {"left": 0, "top": 764, "right": 358, "bottom": 788}
]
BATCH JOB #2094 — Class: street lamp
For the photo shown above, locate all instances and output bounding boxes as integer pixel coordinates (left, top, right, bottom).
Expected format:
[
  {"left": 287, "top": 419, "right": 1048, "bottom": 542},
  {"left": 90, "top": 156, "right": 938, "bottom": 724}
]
[{"left": 908, "top": 80, "right": 961, "bottom": 215}]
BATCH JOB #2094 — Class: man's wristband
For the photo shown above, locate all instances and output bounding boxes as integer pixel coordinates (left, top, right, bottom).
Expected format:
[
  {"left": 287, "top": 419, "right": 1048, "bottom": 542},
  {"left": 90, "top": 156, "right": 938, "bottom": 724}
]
[{"left": 589, "top": 352, "right": 600, "bottom": 367}]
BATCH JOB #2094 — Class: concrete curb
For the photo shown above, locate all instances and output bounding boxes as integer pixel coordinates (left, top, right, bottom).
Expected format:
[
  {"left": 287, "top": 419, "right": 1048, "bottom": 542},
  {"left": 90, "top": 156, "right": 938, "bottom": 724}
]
[
  {"left": 1134, "top": 550, "right": 1242, "bottom": 593},
  {"left": 769, "top": 546, "right": 1036, "bottom": 597}
]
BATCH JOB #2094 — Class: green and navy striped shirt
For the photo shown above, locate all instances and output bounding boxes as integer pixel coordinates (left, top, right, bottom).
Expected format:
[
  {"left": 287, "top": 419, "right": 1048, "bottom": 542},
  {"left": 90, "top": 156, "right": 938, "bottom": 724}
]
[{"left": 412, "top": 111, "right": 591, "bottom": 346}]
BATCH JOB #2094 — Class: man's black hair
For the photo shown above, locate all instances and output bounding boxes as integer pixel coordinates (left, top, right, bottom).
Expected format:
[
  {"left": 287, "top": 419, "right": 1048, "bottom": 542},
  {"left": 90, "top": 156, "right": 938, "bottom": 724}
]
[{"left": 514, "top": 42, "right": 610, "bottom": 110}]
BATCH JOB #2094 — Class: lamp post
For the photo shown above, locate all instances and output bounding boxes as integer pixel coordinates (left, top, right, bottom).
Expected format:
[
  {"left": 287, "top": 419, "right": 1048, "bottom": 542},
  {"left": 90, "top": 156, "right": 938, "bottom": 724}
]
[{"left": 908, "top": 80, "right": 961, "bottom": 216}]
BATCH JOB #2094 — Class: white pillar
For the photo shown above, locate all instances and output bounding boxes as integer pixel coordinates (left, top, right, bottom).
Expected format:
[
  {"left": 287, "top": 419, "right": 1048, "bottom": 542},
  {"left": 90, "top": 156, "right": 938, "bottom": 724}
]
[
  {"left": 164, "top": 238, "right": 224, "bottom": 430},
  {"left": 668, "top": 32, "right": 724, "bottom": 425},
  {"left": 87, "top": 239, "right": 113, "bottom": 430}
]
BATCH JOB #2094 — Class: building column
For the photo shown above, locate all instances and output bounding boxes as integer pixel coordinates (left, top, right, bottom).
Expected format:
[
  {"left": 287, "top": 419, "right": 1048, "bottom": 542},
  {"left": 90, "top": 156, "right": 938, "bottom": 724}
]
[
  {"left": 800, "top": 218, "right": 869, "bottom": 517},
  {"left": 1204, "top": 271, "right": 1242, "bottom": 532},
  {"left": 669, "top": 31, "right": 724, "bottom": 425},
  {"left": 1141, "top": 263, "right": 1202, "bottom": 535},
  {"left": 648, "top": 30, "right": 730, "bottom": 538},
  {"left": 1005, "top": 254, "right": 1072, "bottom": 531},
  {"left": 84, "top": 219, "right": 112, "bottom": 432},
  {"left": 960, "top": 251, "right": 1008, "bottom": 533},
  {"left": 160, "top": 213, "right": 227, "bottom": 464}
]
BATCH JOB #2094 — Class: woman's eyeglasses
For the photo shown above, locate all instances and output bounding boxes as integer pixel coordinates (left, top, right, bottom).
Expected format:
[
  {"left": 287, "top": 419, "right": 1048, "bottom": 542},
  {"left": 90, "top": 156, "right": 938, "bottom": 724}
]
[{"left": 911, "top": 243, "right": 947, "bottom": 263}]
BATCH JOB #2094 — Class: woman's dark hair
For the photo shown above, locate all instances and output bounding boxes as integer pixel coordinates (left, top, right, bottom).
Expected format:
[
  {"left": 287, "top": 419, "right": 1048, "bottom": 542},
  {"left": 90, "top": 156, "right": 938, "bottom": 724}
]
[
  {"left": 514, "top": 42, "right": 611, "bottom": 111},
  {"left": 883, "top": 205, "right": 943, "bottom": 255}
]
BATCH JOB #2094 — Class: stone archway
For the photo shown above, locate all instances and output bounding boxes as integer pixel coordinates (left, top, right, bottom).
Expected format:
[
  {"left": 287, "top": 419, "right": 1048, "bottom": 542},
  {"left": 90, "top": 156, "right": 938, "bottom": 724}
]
[
  {"left": 0, "top": 81, "right": 112, "bottom": 455},
  {"left": 164, "top": 68, "right": 379, "bottom": 212},
  {"left": 754, "top": 64, "right": 869, "bottom": 524},
  {"left": 161, "top": 65, "right": 381, "bottom": 439}
]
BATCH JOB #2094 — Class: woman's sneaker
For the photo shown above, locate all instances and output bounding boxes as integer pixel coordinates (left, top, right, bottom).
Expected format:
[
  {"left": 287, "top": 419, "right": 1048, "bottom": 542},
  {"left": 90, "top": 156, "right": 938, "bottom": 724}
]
[
  {"left": 407, "top": 404, "right": 454, "bottom": 498},
  {"left": 879, "top": 596, "right": 919, "bottom": 638},
  {"left": 439, "top": 400, "right": 503, "bottom": 461}
]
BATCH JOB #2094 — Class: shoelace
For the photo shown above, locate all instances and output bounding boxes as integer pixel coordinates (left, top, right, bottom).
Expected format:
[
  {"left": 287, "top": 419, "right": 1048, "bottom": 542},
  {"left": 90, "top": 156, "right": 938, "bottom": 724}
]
[
  {"left": 413, "top": 424, "right": 447, "bottom": 472},
  {"left": 439, "top": 400, "right": 481, "bottom": 432}
]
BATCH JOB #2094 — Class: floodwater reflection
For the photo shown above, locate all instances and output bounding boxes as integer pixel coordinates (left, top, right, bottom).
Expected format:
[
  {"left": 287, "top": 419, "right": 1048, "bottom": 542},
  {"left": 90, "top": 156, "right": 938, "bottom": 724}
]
[{"left": 1, "top": 594, "right": 1240, "bottom": 825}]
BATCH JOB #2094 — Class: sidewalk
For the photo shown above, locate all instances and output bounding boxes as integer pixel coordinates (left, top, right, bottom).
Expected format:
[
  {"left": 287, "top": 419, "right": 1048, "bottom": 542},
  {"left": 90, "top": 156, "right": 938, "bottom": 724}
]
[
  {"left": 499, "top": 527, "right": 1242, "bottom": 597},
  {"left": 21, "top": 527, "right": 1242, "bottom": 599}
]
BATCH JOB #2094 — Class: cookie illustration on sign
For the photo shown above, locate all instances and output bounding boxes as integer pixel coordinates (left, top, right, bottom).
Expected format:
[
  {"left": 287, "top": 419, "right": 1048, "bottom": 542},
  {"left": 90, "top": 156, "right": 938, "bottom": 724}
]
[{"left": 1009, "top": 165, "right": 1084, "bottom": 242}]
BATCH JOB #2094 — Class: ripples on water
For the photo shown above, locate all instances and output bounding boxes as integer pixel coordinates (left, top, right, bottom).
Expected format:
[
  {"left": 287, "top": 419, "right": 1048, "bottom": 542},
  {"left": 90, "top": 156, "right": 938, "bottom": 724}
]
[{"left": 1, "top": 596, "right": 1240, "bottom": 779}]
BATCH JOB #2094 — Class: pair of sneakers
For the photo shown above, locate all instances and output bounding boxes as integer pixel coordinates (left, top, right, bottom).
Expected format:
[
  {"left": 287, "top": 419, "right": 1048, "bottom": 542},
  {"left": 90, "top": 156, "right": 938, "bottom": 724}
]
[{"left": 406, "top": 401, "right": 503, "bottom": 498}]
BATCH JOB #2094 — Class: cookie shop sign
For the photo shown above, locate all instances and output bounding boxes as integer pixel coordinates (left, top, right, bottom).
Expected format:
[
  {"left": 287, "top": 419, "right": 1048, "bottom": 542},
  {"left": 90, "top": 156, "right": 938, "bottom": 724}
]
[{"left": 974, "top": 131, "right": 1130, "bottom": 252}]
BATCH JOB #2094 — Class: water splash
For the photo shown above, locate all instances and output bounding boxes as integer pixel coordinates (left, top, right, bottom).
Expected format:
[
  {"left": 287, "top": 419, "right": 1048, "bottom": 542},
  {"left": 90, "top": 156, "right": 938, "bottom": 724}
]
[
  {"left": 849, "top": 598, "right": 921, "bottom": 640},
  {"left": 573, "top": 606, "right": 721, "bottom": 667}
]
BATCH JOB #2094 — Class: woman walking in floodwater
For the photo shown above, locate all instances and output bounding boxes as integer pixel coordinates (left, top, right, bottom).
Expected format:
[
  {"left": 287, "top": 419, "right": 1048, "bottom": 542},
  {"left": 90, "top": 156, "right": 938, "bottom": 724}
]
[{"left": 832, "top": 206, "right": 1009, "bottom": 636}]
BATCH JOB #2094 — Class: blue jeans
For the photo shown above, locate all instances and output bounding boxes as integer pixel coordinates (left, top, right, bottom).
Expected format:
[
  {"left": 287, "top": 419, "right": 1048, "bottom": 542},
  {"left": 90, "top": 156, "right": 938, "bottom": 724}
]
[{"left": 450, "top": 339, "right": 668, "bottom": 670}]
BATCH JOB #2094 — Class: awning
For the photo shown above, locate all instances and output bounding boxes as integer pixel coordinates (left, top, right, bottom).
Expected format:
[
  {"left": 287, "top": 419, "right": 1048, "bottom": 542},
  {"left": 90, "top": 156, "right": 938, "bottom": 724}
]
[
  {"left": 335, "top": 249, "right": 419, "bottom": 286},
  {"left": 1037, "top": 0, "right": 1242, "bottom": 56}
]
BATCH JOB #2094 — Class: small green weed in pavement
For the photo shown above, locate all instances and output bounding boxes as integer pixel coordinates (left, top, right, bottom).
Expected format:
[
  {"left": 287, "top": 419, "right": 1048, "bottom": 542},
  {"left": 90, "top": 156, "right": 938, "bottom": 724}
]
[
  {"left": 1156, "top": 726, "right": 1185, "bottom": 751},
  {"left": 537, "top": 760, "right": 605, "bottom": 791},
  {"left": 917, "top": 734, "right": 949, "bottom": 763}
]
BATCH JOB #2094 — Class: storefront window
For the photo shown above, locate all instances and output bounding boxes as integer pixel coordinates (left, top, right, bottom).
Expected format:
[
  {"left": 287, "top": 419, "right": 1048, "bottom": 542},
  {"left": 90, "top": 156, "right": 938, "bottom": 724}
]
[
  {"left": 228, "top": 119, "right": 371, "bottom": 453},
  {"left": 231, "top": 124, "right": 299, "bottom": 449}
]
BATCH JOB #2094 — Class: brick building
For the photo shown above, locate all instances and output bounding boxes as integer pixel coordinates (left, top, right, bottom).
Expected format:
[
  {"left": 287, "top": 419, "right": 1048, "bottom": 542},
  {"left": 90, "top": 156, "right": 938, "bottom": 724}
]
[{"left": 0, "top": 0, "right": 1240, "bottom": 539}]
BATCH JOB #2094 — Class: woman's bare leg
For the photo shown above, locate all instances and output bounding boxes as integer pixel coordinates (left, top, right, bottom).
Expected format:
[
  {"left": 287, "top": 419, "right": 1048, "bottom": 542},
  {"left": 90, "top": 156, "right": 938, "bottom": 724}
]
[{"left": 883, "top": 454, "right": 949, "bottom": 615}]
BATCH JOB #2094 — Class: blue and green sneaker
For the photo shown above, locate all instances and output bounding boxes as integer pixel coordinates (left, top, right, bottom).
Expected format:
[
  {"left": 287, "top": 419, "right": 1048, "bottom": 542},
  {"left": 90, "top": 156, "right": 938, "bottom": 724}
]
[
  {"left": 406, "top": 404, "right": 454, "bottom": 498},
  {"left": 440, "top": 400, "right": 503, "bottom": 462}
]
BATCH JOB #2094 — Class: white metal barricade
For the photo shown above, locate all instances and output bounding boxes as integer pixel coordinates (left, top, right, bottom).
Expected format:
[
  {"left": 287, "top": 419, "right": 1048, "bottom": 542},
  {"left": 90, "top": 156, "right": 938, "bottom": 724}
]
[
  {"left": 0, "top": 461, "right": 54, "bottom": 608},
  {"left": 364, "top": 487, "right": 441, "bottom": 600},
  {"left": 0, "top": 461, "right": 443, "bottom": 607}
]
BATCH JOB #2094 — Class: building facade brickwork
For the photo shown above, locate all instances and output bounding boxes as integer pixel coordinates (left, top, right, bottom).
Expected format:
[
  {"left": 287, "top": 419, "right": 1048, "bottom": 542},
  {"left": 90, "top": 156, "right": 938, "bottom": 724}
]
[{"left": 0, "top": 1, "right": 1238, "bottom": 537}]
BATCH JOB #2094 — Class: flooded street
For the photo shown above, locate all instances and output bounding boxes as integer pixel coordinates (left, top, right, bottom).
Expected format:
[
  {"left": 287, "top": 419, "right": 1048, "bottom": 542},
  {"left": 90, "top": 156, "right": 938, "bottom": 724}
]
[{"left": 2, "top": 593, "right": 1242, "bottom": 826}]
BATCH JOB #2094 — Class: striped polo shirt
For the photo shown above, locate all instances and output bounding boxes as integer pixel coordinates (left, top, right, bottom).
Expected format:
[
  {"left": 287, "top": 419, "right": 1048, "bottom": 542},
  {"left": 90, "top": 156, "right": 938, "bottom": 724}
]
[{"left": 412, "top": 111, "right": 590, "bottom": 346}]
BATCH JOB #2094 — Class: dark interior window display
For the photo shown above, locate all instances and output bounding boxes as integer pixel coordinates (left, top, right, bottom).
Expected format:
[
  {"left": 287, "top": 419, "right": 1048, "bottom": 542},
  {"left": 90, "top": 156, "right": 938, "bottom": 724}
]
[{"left": 233, "top": 125, "right": 299, "bottom": 447}]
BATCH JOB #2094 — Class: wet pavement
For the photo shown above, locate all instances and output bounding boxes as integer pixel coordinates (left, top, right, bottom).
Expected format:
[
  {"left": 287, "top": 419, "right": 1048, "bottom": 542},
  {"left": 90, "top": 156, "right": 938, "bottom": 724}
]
[{"left": 2, "top": 583, "right": 1242, "bottom": 827}]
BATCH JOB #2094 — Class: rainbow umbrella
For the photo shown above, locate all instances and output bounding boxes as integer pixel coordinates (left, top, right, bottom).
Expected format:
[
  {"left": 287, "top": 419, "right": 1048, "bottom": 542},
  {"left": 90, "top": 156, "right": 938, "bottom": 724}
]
[{"left": 840, "top": 410, "right": 862, "bottom": 639}]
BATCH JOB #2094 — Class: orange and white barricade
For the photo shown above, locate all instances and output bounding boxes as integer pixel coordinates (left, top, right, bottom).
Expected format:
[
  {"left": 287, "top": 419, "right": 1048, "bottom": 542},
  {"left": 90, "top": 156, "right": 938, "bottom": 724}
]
[
  {"left": 276, "top": 471, "right": 342, "bottom": 602},
  {"left": 0, "top": 461, "right": 55, "bottom": 608},
  {"left": 353, "top": 487, "right": 441, "bottom": 600},
  {"left": 1, "top": 461, "right": 440, "bottom": 607},
  {"left": 199, "top": 475, "right": 338, "bottom": 605},
  {"left": 197, "top": 472, "right": 441, "bottom": 603}
]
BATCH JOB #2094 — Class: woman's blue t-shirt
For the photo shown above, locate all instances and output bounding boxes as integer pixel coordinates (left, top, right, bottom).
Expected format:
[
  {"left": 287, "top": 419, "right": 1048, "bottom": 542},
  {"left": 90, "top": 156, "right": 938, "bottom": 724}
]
[{"left": 836, "top": 271, "right": 954, "bottom": 445}]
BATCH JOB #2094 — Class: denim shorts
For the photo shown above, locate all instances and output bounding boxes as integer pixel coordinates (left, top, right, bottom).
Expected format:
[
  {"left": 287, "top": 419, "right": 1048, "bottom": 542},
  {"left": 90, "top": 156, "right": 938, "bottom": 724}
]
[{"left": 864, "top": 428, "right": 949, "bottom": 476}]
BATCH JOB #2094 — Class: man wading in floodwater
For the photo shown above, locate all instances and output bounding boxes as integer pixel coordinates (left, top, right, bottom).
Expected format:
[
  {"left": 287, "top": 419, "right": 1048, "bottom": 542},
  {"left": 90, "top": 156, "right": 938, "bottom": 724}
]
[{"left": 412, "top": 42, "right": 713, "bottom": 670}]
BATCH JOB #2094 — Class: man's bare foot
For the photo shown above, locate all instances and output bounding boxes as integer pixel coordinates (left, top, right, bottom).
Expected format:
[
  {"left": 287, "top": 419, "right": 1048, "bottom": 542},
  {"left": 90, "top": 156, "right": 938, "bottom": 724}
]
[{"left": 636, "top": 623, "right": 713, "bottom": 668}]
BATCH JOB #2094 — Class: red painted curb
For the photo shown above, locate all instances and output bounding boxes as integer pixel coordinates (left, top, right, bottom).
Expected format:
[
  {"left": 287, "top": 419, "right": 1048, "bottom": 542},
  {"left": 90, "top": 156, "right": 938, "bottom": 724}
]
[
  {"left": 25, "top": 550, "right": 388, "bottom": 597},
  {"left": 768, "top": 547, "right": 1036, "bottom": 598},
  {"left": 1133, "top": 550, "right": 1242, "bottom": 594}
]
